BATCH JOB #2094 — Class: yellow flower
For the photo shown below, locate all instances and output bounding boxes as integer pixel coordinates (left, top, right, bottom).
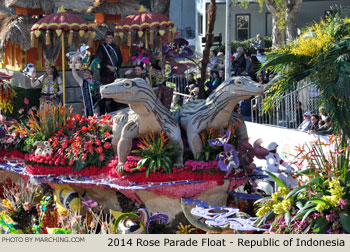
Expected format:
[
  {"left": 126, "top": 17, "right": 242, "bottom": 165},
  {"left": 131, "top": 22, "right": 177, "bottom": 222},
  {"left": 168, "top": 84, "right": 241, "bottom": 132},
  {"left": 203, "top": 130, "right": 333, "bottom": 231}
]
[
  {"left": 176, "top": 222, "right": 196, "bottom": 234},
  {"left": 282, "top": 198, "right": 294, "bottom": 213},
  {"left": 273, "top": 202, "right": 284, "bottom": 215}
]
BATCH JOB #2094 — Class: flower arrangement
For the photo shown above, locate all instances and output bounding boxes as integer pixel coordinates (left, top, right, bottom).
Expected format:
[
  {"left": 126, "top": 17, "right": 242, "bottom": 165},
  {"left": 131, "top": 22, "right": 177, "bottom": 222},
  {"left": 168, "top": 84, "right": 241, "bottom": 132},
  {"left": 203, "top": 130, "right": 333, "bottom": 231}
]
[
  {"left": 254, "top": 135, "right": 350, "bottom": 234},
  {"left": 25, "top": 114, "right": 113, "bottom": 171}
]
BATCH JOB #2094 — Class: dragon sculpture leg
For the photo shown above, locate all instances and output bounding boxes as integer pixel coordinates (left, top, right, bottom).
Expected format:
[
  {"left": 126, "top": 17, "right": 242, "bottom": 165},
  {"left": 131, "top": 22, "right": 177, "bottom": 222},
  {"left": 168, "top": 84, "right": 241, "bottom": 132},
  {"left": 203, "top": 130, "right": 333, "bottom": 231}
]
[
  {"left": 112, "top": 113, "right": 128, "bottom": 155},
  {"left": 187, "top": 130, "right": 203, "bottom": 159},
  {"left": 116, "top": 121, "right": 139, "bottom": 173}
]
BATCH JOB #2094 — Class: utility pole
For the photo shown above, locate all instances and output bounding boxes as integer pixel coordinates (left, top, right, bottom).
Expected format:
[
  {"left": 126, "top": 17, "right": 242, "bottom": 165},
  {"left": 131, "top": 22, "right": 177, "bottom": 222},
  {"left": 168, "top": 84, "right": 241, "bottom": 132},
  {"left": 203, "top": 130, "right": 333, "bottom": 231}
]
[{"left": 225, "top": 0, "right": 231, "bottom": 80}]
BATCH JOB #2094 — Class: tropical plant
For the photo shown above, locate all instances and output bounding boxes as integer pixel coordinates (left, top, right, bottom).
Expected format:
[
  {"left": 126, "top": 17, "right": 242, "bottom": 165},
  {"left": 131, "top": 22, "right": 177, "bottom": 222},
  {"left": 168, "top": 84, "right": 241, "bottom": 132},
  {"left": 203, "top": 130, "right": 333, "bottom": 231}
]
[
  {"left": 131, "top": 131, "right": 180, "bottom": 177},
  {"left": 254, "top": 135, "right": 350, "bottom": 233},
  {"left": 261, "top": 13, "right": 350, "bottom": 137},
  {"left": 12, "top": 104, "right": 72, "bottom": 152},
  {"left": 0, "top": 78, "right": 16, "bottom": 114}
]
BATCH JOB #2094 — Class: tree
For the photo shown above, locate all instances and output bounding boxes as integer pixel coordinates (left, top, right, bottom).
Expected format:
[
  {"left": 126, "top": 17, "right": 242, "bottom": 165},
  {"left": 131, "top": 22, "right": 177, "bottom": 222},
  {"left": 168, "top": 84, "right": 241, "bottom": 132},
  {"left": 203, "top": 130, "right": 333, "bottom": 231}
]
[
  {"left": 237, "top": 0, "right": 303, "bottom": 46},
  {"left": 198, "top": 0, "right": 217, "bottom": 99},
  {"left": 151, "top": 0, "right": 171, "bottom": 17}
]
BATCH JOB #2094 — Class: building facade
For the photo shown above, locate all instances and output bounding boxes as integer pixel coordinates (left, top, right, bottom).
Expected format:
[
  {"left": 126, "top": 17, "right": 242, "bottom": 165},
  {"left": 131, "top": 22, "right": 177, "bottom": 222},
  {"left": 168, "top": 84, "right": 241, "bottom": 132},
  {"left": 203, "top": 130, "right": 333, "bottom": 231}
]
[{"left": 195, "top": 0, "right": 350, "bottom": 54}]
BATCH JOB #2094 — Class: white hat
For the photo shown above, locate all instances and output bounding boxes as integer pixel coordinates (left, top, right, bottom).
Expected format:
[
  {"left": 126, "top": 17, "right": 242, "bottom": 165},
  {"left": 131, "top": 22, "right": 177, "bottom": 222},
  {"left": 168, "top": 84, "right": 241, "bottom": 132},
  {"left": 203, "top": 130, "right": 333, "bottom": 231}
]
[
  {"left": 267, "top": 142, "right": 278, "bottom": 151},
  {"left": 303, "top": 112, "right": 311, "bottom": 117}
]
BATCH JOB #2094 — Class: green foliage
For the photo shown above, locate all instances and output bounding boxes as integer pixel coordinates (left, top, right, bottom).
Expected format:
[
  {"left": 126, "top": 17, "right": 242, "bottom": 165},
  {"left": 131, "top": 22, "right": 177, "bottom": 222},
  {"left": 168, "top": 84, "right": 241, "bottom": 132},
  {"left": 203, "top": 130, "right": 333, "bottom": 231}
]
[{"left": 132, "top": 131, "right": 180, "bottom": 177}]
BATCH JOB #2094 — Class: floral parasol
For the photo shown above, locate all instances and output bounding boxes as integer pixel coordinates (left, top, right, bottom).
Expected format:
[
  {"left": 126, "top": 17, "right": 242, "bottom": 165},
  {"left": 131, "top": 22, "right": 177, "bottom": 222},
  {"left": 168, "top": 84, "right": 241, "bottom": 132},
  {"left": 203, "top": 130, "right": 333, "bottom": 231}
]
[{"left": 115, "top": 5, "right": 176, "bottom": 48}]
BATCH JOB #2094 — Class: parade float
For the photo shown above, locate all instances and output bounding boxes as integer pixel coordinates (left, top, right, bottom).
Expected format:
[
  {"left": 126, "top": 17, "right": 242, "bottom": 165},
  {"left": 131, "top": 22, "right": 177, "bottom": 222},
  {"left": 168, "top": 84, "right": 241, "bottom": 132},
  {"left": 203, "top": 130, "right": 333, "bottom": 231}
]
[{"left": 1, "top": 4, "right": 349, "bottom": 235}]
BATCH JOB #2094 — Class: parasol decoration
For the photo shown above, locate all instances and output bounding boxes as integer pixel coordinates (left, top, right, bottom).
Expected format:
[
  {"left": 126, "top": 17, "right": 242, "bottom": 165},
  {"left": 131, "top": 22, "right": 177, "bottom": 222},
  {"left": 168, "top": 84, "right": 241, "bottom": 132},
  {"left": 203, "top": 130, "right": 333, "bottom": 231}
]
[
  {"left": 115, "top": 5, "right": 175, "bottom": 49},
  {"left": 31, "top": 5, "right": 95, "bottom": 106}
]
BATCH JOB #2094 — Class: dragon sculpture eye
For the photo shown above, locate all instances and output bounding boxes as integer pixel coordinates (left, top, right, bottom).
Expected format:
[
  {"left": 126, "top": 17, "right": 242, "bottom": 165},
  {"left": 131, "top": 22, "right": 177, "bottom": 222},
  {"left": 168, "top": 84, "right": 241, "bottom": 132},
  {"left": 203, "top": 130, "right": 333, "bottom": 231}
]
[
  {"left": 123, "top": 80, "right": 133, "bottom": 88},
  {"left": 234, "top": 79, "right": 243, "bottom": 85}
]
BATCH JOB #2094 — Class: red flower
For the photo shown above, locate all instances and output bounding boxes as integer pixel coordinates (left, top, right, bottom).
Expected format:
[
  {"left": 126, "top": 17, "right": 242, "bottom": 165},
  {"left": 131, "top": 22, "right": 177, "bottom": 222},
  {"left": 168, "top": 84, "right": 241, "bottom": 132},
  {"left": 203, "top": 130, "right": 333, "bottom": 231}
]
[
  {"left": 62, "top": 140, "right": 68, "bottom": 149},
  {"left": 95, "top": 139, "right": 101, "bottom": 146},
  {"left": 99, "top": 153, "right": 105, "bottom": 161},
  {"left": 81, "top": 126, "right": 88, "bottom": 133},
  {"left": 96, "top": 147, "right": 103, "bottom": 153},
  {"left": 68, "top": 159, "right": 74, "bottom": 166},
  {"left": 105, "top": 132, "right": 110, "bottom": 137},
  {"left": 82, "top": 154, "right": 87, "bottom": 161},
  {"left": 53, "top": 139, "right": 59, "bottom": 148},
  {"left": 75, "top": 114, "right": 81, "bottom": 121},
  {"left": 104, "top": 142, "right": 111, "bottom": 149}
]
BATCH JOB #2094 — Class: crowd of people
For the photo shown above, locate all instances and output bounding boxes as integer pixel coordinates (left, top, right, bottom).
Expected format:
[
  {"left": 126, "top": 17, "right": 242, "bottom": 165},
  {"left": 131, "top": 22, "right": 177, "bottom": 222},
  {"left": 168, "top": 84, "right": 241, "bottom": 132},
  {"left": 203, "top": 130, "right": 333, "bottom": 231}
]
[{"left": 297, "top": 106, "right": 333, "bottom": 136}]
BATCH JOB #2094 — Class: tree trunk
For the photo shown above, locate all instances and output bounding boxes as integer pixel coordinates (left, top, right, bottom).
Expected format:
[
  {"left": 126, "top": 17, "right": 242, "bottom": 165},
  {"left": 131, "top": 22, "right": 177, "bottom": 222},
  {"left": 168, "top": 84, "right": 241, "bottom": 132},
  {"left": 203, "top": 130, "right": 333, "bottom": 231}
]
[
  {"left": 199, "top": 0, "right": 216, "bottom": 99},
  {"left": 151, "top": 0, "right": 171, "bottom": 17},
  {"left": 265, "top": 1, "right": 285, "bottom": 47},
  {"left": 286, "top": 0, "right": 303, "bottom": 41}
]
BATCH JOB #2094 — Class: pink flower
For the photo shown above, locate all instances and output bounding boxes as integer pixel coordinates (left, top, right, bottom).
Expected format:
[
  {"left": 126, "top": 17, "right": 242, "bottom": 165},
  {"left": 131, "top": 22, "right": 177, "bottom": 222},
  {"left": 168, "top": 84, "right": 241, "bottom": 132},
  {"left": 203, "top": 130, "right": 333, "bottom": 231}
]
[
  {"left": 22, "top": 202, "right": 31, "bottom": 211},
  {"left": 24, "top": 98, "right": 29, "bottom": 104},
  {"left": 18, "top": 108, "right": 24, "bottom": 114}
]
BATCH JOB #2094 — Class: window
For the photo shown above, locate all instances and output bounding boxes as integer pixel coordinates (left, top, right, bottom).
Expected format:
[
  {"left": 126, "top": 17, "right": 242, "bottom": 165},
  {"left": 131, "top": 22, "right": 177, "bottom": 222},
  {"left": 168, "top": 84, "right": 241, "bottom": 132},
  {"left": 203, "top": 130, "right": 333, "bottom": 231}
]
[
  {"left": 198, "top": 13, "right": 203, "bottom": 35},
  {"left": 236, "top": 14, "right": 250, "bottom": 41}
]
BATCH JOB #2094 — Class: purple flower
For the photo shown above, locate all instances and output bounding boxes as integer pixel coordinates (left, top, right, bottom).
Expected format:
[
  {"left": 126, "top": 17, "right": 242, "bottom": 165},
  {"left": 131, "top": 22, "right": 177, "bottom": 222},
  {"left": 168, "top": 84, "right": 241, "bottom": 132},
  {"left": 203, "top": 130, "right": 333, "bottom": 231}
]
[
  {"left": 217, "top": 144, "right": 240, "bottom": 172},
  {"left": 208, "top": 129, "right": 231, "bottom": 147},
  {"left": 338, "top": 198, "right": 346, "bottom": 209}
]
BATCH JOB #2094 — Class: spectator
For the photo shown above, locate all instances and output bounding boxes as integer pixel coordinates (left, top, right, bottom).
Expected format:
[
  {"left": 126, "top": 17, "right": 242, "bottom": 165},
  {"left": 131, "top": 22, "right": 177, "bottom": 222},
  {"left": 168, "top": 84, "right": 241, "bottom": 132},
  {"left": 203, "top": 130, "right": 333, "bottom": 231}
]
[
  {"left": 251, "top": 55, "right": 260, "bottom": 81},
  {"left": 312, "top": 117, "right": 333, "bottom": 135},
  {"left": 256, "top": 72, "right": 267, "bottom": 84},
  {"left": 240, "top": 96, "right": 254, "bottom": 122},
  {"left": 251, "top": 34, "right": 265, "bottom": 54},
  {"left": 232, "top": 47, "right": 245, "bottom": 75},
  {"left": 95, "top": 31, "right": 123, "bottom": 114},
  {"left": 296, "top": 101, "right": 303, "bottom": 126},
  {"left": 208, "top": 50, "right": 218, "bottom": 75},
  {"left": 308, "top": 114, "right": 320, "bottom": 133},
  {"left": 241, "top": 52, "right": 253, "bottom": 77},
  {"left": 217, "top": 49, "right": 225, "bottom": 69},
  {"left": 319, "top": 106, "right": 328, "bottom": 121},
  {"left": 125, "top": 64, "right": 150, "bottom": 85},
  {"left": 31, "top": 63, "right": 62, "bottom": 108},
  {"left": 185, "top": 73, "right": 197, "bottom": 94},
  {"left": 219, "top": 68, "right": 225, "bottom": 82},
  {"left": 318, "top": 120, "right": 325, "bottom": 128},
  {"left": 298, "top": 112, "right": 312, "bottom": 132},
  {"left": 212, "top": 70, "right": 222, "bottom": 89},
  {"left": 268, "top": 73, "right": 275, "bottom": 82}
]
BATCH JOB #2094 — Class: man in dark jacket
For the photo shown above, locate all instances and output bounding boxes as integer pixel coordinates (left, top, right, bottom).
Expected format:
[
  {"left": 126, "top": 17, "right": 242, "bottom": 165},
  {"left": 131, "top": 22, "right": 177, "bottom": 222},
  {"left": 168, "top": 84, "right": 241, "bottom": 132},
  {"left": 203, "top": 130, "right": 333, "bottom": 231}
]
[{"left": 96, "top": 31, "right": 125, "bottom": 113}]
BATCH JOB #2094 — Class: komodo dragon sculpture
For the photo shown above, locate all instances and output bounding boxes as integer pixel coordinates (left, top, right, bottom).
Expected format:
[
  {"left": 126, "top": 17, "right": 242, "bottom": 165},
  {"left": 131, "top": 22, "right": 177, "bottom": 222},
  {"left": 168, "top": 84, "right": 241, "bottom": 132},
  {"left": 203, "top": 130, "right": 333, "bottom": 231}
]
[
  {"left": 175, "top": 76, "right": 264, "bottom": 157},
  {"left": 100, "top": 78, "right": 183, "bottom": 173}
]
